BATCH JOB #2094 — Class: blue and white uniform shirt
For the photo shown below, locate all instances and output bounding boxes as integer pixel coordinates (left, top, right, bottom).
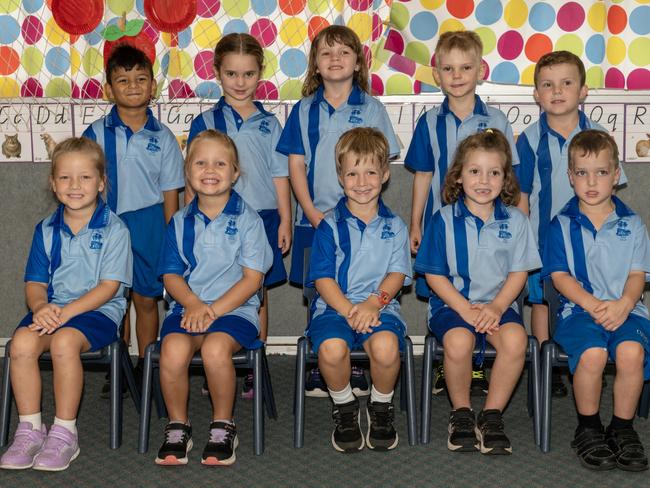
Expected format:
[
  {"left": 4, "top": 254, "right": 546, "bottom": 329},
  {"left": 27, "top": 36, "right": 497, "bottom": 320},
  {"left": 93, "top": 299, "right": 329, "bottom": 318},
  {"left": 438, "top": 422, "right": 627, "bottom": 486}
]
[
  {"left": 24, "top": 199, "right": 133, "bottom": 326},
  {"left": 542, "top": 196, "right": 650, "bottom": 321},
  {"left": 187, "top": 98, "right": 288, "bottom": 211},
  {"left": 405, "top": 95, "right": 519, "bottom": 230},
  {"left": 158, "top": 191, "right": 273, "bottom": 330},
  {"left": 414, "top": 197, "right": 541, "bottom": 318},
  {"left": 516, "top": 111, "right": 627, "bottom": 248},
  {"left": 308, "top": 197, "right": 412, "bottom": 321},
  {"left": 277, "top": 85, "right": 400, "bottom": 228},
  {"left": 83, "top": 106, "right": 185, "bottom": 215}
]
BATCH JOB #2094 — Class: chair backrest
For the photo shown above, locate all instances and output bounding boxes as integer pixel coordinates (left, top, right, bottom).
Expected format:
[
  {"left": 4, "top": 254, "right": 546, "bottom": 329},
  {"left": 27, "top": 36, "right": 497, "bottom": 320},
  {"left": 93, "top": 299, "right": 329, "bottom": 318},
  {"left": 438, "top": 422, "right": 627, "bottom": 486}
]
[
  {"left": 543, "top": 279, "right": 561, "bottom": 337},
  {"left": 302, "top": 247, "right": 316, "bottom": 306}
]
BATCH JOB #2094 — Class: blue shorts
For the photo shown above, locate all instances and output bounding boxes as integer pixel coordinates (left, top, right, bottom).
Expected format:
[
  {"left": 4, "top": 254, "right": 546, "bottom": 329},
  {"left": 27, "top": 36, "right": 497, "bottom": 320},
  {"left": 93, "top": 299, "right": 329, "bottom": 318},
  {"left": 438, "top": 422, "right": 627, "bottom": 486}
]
[
  {"left": 120, "top": 203, "right": 165, "bottom": 297},
  {"left": 160, "top": 311, "right": 263, "bottom": 350},
  {"left": 258, "top": 209, "right": 287, "bottom": 288},
  {"left": 307, "top": 311, "right": 406, "bottom": 354},
  {"left": 554, "top": 311, "right": 650, "bottom": 380},
  {"left": 289, "top": 225, "right": 315, "bottom": 286},
  {"left": 414, "top": 274, "right": 431, "bottom": 299},
  {"left": 527, "top": 270, "right": 543, "bottom": 304},
  {"left": 428, "top": 307, "right": 524, "bottom": 342},
  {"left": 17, "top": 310, "right": 119, "bottom": 352}
]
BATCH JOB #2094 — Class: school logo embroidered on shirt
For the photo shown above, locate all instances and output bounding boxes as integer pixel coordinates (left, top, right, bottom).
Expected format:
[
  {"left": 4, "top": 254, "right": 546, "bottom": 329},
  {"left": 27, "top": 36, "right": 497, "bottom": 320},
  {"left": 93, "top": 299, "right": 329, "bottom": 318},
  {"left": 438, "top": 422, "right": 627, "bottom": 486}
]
[
  {"left": 348, "top": 109, "right": 363, "bottom": 124},
  {"left": 477, "top": 121, "right": 488, "bottom": 132},
  {"left": 498, "top": 223, "right": 512, "bottom": 240},
  {"left": 225, "top": 218, "right": 238, "bottom": 236},
  {"left": 146, "top": 136, "right": 161, "bottom": 153},
  {"left": 381, "top": 222, "right": 395, "bottom": 239},
  {"left": 90, "top": 231, "right": 103, "bottom": 250},
  {"left": 259, "top": 120, "right": 271, "bottom": 135},
  {"left": 616, "top": 220, "right": 631, "bottom": 239}
]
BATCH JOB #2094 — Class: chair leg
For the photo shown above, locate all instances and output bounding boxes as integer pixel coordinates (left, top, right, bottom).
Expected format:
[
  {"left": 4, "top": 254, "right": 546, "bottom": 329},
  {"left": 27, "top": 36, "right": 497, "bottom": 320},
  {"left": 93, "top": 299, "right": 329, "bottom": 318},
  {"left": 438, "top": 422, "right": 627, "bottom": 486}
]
[
  {"left": 399, "top": 364, "right": 407, "bottom": 412},
  {"left": 420, "top": 335, "right": 434, "bottom": 445},
  {"left": 528, "top": 337, "right": 541, "bottom": 447},
  {"left": 540, "top": 341, "right": 554, "bottom": 453},
  {"left": 637, "top": 380, "right": 650, "bottom": 419},
  {"left": 120, "top": 342, "right": 141, "bottom": 413},
  {"left": 293, "top": 337, "right": 308, "bottom": 448},
  {"left": 252, "top": 349, "right": 264, "bottom": 455},
  {"left": 138, "top": 343, "right": 156, "bottom": 454},
  {"left": 0, "top": 341, "right": 13, "bottom": 447},
  {"left": 152, "top": 362, "right": 167, "bottom": 419},
  {"left": 403, "top": 337, "right": 417, "bottom": 446},
  {"left": 261, "top": 350, "right": 277, "bottom": 420},
  {"left": 109, "top": 340, "right": 122, "bottom": 449}
]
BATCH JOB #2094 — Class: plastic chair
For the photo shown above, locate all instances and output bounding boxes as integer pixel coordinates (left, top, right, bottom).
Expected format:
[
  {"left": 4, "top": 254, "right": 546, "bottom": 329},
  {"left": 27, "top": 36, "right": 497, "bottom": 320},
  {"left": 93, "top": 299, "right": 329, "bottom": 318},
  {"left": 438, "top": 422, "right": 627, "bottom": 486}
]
[
  {"left": 419, "top": 293, "right": 541, "bottom": 446},
  {"left": 0, "top": 332, "right": 140, "bottom": 450},
  {"left": 540, "top": 279, "right": 650, "bottom": 452},
  {"left": 137, "top": 341, "right": 277, "bottom": 455}
]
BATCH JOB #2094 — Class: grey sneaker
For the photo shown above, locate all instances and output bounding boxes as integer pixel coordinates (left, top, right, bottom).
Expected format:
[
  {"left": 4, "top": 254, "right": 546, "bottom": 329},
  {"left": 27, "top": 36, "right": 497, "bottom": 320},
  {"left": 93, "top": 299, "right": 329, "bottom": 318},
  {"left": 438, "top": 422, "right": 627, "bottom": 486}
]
[
  {"left": 32, "top": 424, "right": 80, "bottom": 471},
  {"left": 0, "top": 422, "right": 47, "bottom": 470}
]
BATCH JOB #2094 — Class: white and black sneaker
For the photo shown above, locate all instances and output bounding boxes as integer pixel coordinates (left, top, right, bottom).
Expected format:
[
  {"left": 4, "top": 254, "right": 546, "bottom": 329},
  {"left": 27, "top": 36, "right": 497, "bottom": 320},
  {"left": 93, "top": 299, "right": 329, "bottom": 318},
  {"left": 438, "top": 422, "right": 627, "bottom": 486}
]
[
  {"left": 331, "top": 397, "right": 364, "bottom": 453},
  {"left": 476, "top": 409, "right": 512, "bottom": 455},
  {"left": 447, "top": 408, "right": 478, "bottom": 452},
  {"left": 155, "top": 422, "right": 193, "bottom": 465},
  {"left": 366, "top": 401, "right": 398, "bottom": 451},
  {"left": 201, "top": 421, "right": 238, "bottom": 466}
]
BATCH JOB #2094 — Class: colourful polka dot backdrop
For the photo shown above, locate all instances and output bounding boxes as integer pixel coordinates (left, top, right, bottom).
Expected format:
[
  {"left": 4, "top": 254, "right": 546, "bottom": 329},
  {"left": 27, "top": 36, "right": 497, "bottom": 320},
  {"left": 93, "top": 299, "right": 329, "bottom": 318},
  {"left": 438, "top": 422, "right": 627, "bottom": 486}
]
[{"left": 0, "top": 0, "right": 648, "bottom": 100}]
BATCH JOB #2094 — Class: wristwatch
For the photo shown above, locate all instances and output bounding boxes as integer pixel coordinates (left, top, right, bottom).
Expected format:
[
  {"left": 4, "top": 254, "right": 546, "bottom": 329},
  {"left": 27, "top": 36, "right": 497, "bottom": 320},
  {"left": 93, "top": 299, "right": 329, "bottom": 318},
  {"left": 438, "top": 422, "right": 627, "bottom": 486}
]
[{"left": 370, "top": 289, "right": 391, "bottom": 310}]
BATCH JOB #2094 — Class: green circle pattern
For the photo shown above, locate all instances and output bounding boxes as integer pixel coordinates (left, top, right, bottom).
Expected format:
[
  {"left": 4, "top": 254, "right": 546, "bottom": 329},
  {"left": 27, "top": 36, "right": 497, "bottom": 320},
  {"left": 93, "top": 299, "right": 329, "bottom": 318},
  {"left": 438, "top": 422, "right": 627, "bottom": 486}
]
[
  {"left": 585, "top": 66, "right": 604, "bottom": 87},
  {"left": 21, "top": 47, "right": 43, "bottom": 76},
  {"left": 628, "top": 38, "right": 650, "bottom": 67},
  {"left": 555, "top": 34, "right": 583, "bottom": 57},
  {"left": 107, "top": 0, "right": 135, "bottom": 15},
  {"left": 308, "top": 0, "right": 330, "bottom": 15},
  {"left": 0, "top": 0, "right": 19, "bottom": 14},
  {"left": 263, "top": 49, "right": 279, "bottom": 80},
  {"left": 45, "top": 78, "right": 71, "bottom": 97},
  {"left": 405, "top": 41, "right": 431, "bottom": 66},
  {"left": 475, "top": 27, "right": 497, "bottom": 55},
  {"left": 386, "top": 74, "right": 412, "bottom": 95},
  {"left": 222, "top": 0, "right": 250, "bottom": 17},
  {"left": 390, "top": 3, "right": 410, "bottom": 31},
  {"left": 82, "top": 48, "right": 103, "bottom": 77},
  {"left": 280, "top": 80, "right": 303, "bottom": 100}
]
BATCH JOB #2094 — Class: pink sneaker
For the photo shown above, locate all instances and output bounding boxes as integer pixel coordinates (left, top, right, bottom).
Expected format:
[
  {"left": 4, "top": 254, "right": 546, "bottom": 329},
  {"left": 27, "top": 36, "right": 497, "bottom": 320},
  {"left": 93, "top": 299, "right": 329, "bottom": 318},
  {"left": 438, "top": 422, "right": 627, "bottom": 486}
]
[
  {"left": 32, "top": 424, "right": 80, "bottom": 471},
  {"left": 0, "top": 422, "right": 47, "bottom": 470}
]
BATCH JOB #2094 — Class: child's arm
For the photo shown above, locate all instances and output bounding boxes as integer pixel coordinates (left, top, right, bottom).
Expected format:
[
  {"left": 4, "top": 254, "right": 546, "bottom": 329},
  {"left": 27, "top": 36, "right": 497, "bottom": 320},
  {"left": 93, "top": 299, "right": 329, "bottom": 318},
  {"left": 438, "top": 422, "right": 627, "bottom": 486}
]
[
  {"left": 272, "top": 176, "right": 292, "bottom": 253},
  {"left": 25, "top": 282, "right": 62, "bottom": 332},
  {"left": 289, "top": 154, "right": 324, "bottom": 228},
  {"left": 314, "top": 277, "right": 358, "bottom": 325},
  {"left": 592, "top": 271, "right": 645, "bottom": 330},
  {"left": 426, "top": 274, "right": 480, "bottom": 326},
  {"left": 163, "top": 273, "right": 215, "bottom": 332},
  {"left": 517, "top": 193, "right": 529, "bottom": 215},
  {"left": 473, "top": 271, "right": 528, "bottom": 334},
  {"left": 348, "top": 272, "right": 406, "bottom": 332},
  {"left": 163, "top": 189, "right": 179, "bottom": 224},
  {"left": 550, "top": 271, "right": 602, "bottom": 319},
  {"left": 409, "top": 171, "right": 433, "bottom": 253},
  {"left": 209, "top": 267, "right": 265, "bottom": 327}
]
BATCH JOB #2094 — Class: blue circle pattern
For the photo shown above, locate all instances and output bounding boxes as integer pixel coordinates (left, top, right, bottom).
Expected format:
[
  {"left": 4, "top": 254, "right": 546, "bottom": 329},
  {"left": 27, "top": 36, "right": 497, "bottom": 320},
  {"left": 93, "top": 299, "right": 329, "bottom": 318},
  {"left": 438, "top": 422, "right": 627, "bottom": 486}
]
[
  {"left": 475, "top": 0, "right": 503, "bottom": 26},
  {"left": 252, "top": 0, "right": 277, "bottom": 17},
  {"left": 492, "top": 61, "right": 519, "bottom": 84},
  {"left": 223, "top": 19, "right": 249, "bottom": 35},
  {"left": 195, "top": 81, "right": 221, "bottom": 99},
  {"left": 84, "top": 24, "right": 104, "bottom": 46},
  {"left": 45, "top": 47, "right": 70, "bottom": 76},
  {"left": 0, "top": 15, "right": 20, "bottom": 44},
  {"left": 160, "top": 52, "right": 170, "bottom": 75},
  {"left": 529, "top": 2, "right": 555, "bottom": 32},
  {"left": 136, "top": 0, "right": 146, "bottom": 16},
  {"left": 280, "top": 48, "right": 307, "bottom": 77},
  {"left": 22, "top": 0, "right": 44, "bottom": 14},
  {"left": 410, "top": 12, "right": 437, "bottom": 41},
  {"left": 585, "top": 34, "right": 605, "bottom": 64},
  {"left": 629, "top": 6, "right": 650, "bottom": 36},
  {"left": 177, "top": 27, "right": 192, "bottom": 49}
]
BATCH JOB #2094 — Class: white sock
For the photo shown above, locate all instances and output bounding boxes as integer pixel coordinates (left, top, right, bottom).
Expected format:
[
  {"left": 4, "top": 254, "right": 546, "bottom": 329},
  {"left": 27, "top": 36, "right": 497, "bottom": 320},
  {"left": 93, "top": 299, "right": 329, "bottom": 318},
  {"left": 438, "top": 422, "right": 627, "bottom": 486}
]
[
  {"left": 370, "top": 385, "right": 394, "bottom": 404},
  {"left": 212, "top": 419, "right": 234, "bottom": 425},
  {"left": 19, "top": 412, "right": 42, "bottom": 431},
  {"left": 329, "top": 384, "right": 355, "bottom": 405},
  {"left": 53, "top": 417, "right": 77, "bottom": 435}
]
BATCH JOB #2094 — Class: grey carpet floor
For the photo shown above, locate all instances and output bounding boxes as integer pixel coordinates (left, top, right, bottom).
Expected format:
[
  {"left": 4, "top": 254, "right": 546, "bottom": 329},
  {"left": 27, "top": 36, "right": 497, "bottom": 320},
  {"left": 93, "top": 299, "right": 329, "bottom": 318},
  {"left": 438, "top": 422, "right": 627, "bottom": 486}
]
[{"left": 1, "top": 357, "right": 648, "bottom": 487}]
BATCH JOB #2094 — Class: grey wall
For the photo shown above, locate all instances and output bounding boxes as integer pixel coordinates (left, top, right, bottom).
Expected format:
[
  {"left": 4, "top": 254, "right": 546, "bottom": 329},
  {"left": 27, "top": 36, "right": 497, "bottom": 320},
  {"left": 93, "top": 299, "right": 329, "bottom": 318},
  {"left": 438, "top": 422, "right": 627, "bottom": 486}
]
[{"left": 2, "top": 161, "right": 649, "bottom": 338}]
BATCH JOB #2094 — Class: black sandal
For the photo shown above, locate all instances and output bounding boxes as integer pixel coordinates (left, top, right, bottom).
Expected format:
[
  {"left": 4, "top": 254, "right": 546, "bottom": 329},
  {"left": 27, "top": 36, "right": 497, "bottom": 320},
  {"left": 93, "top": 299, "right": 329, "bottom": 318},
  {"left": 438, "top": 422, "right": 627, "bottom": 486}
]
[
  {"left": 571, "top": 426, "right": 617, "bottom": 471},
  {"left": 606, "top": 426, "right": 649, "bottom": 472}
]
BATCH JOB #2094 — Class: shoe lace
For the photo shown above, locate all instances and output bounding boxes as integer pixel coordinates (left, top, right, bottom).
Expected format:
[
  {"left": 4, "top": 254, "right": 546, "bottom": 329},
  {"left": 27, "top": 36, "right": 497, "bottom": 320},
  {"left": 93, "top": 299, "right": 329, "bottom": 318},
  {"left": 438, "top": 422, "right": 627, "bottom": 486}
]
[
  {"left": 209, "top": 424, "right": 235, "bottom": 445},
  {"left": 480, "top": 412, "right": 504, "bottom": 433},
  {"left": 472, "top": 369, "right": 487, "bottom": 380},
  {"left": 369, "top": 404, "right": 394, "bottom": 429},
  {"left": 351, "top": 366, "right": 364, "bottom": 377},
  {"left": 164, "top": 427, "right": 187, "bottom": 444},
  {"left": 451, "top": 412, "right": 475, "bottom": 431},
  {"left": 333, "top": 407, "right": 358, "bottom": 431}
]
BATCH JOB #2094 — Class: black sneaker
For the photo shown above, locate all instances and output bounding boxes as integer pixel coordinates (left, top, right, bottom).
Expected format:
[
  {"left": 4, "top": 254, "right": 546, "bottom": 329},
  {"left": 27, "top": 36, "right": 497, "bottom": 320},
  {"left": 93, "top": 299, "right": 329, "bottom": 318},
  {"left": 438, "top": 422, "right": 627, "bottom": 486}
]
[
  {"left": 476, "top": 409, "right": 512, "bottom": 455},
  {"left": 470, "top": 366, "right": 489, "bottom": 397},
  {"left": 447, "top": 407, "right": 478, "bottom": 452},
  {"left": 201, "top": 421, "right": 238, "bottom": 466},
  {"left": 155, "top": 422, "right": 193, "bottom": 465},
  {"left": 551, "top": 371, "right": 568, "bottom": 398},
  {"left": 100, "top": 373, "right": 127, "bottom": 399},
  {"left": 432, "top": 364, "right": 446, "bottom": 395},
  {"left": 331, "top": 398, "right": 364, "bottom": 453},
  {"left": 305, "top": 367, "right": 329, "bottom": 398},
  {"left": 350, "top": 366, "right": 370, "bottom": 397},
  {"left": 606, "top": 425, "right": 648, "bottom": 472},
  {"left": 366, "top": 401, "right": 398, "bottom": 451},
  {"left": 571, "top": 426, "right": 617, "bottom": 471}
]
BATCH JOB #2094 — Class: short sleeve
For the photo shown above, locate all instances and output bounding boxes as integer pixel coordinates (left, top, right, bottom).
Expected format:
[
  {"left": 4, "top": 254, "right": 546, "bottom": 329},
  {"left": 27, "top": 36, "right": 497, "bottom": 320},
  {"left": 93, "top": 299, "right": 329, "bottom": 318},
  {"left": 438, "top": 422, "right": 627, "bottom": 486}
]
[
  {"left": 509, "top": 212, "right": 542, "bottom": 272},
  {"left": 414, "top": 211, "right": 449, "bottom": 276},
  {"left": 24, "top": 222, "right": 51, "bottom": 283},
  {"left": 99, "top": 221, "right": 133, "bottom": 286},
  {"left": 404, "top": 114, "right": 434, "bottom": 172},
  {"left": 515, "top": 132, "right": 535, "bottom": 194},
  {"left": 503, "top": 121, "right": 520, "bottom": 166},
  {"left": 372, "top": 102, "right": 400, "bottom": 159},
  {"left": 269, "top": 118, "right": 289, "bottom": 177},
  {"left": 158, "top": 219, "right": 187, "bottom": 277},
  {"left": 276, "top": 101, "right": 305, "bottom": 156},
  {"left": 308, "top": 219, "right": 337, "bottom": 284},
  {"left": 630, "top": 218, "right": 650, "bottom": 278},
  {"left": 187, "top": 113, "right": 208, "bottom": 146},
  {"left": 159, "top": 128, "right": 186, "bottom": 192},
  {"left": 541, "top": 217, "right": 570, "bottom": 280},
  {"left": 387, "top": 219, "right": 413, "bottom": 285},
  {"left": 237, "top": 212, "right": 273, "bottom": 274}
]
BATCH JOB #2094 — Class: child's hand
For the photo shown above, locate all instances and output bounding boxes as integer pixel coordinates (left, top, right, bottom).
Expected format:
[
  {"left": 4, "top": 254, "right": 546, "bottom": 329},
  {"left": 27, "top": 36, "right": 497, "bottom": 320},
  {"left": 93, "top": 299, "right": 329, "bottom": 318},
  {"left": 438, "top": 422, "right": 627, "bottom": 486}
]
[
  {"left": 29, "top": 303, "right": 62, "bottom": 335},
  {"left": 347, "top": 301, "right": 381, "bottom": 334},
  {"left": 593, "top": 298, "right": 634, "bottom": 331},
  {"left": 278, "top": 220, "right": 292, "bottom": 254},
  {"left": 307, "top": 209, "right": 325, "bottom": 229},
  {"left": 459, "top": 306, "right": 481, "bottom": 330},
  {"left": 471, "top": 303, "right": 503, "bottom": 335},
  {"left": 181, "top": 301, "right": 215, "bottom": 333},
  {"left": 409, "top": 226, "right": 422, "bottom": 254}
]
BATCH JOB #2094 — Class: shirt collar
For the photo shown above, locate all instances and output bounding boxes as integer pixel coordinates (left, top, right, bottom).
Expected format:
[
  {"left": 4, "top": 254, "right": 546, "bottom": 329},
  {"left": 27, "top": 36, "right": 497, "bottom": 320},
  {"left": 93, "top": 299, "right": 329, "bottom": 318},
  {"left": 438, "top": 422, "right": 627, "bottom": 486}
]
[
  {"left": 106, "top": 105, "right": 161, "bottom": 131},
  {"left": 560, "top": 195, "right": 635, "bottom": 219},
  {"left": 49, "top": 199, "right": 110, "bottom": 232},
  {"left": 333, "top": 197, "right": 394, "bottom": 222},
  {"left": 184, "top": 190, "right": 245, "bottom": 220},
  {"left": 312, "top": 83, "right": 365, "bottom": 107},
  {"left": 440, "top": 95, "right": 489, "bottom": 117},
  {"left": 214, "top": 97, "right": 273, "bottom": 117},
  {"left": 454, "top": 195, "right": 510, "bottom": 221},
  {"left": 539, "top": 110, "right": 589, "bottom": 138}
]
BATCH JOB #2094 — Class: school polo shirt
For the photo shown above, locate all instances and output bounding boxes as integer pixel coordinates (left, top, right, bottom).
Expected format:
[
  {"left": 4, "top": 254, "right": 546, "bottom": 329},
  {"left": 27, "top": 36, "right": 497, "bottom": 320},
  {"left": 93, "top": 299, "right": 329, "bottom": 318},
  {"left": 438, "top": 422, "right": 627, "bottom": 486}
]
[
  {"left": 516, "top": 111, "right": 627, "bottom": 248},
  {"left": 541, "top": 196, "right": 650, "bottom": 321},
  {"left": 414, "top": 197, "right": 541, "bottom": 317},
  {"left": 276, "top": 84, "right": 400, "bottom": 227},
  {"left": 404, "top": 95, "right": 519, "bottom": 230},
  {"left": 187, "top": 98, "right": 288, "bottom": 211},
  {"left": 83, "top": 106, "right": 185, "bottom": 215},
  {"left": 158, "top": 191, "right": 273, "bottom": 330},
  {"left": 24, "top": 199, "right": 133, "bottom": 326},
  {"left": 308, "top": 197, "right": 412, "bottom": 321}
]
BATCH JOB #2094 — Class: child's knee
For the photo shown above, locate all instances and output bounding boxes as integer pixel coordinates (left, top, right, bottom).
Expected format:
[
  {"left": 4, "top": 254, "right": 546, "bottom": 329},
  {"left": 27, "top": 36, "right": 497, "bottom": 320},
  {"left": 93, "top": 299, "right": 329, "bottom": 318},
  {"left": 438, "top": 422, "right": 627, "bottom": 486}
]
[
  {"left": 577, "top": 347, "right": 608, "bottom": 374},
  {"left": 366, "top": 333, "right": 399, "bottom": 367},
  {"left": 495, "top": 325, "right": 527, "bottom": 357},
  {"left": 615, "top": 341, "right": 644, "bottom": 373},
  {"left": 201, "top": 337, "right": 236, "bottom": 368},
  {"left": 318, "top": 339, "right": 349, "bottom": 365},
  {"left": 10, "top": 329, "right": 42, "bottom": 360},
  {"left": 132, "top": 293, "right": 157, "bottom": 313},
  {"left": 49, "top": 328, "right": 86, "bottom": 357},
  {"left": 160, "top": 336, "right": 193, "bottom": 370},
  {"left": 442, "top": 329, "right": 474, "bottom": 361}
]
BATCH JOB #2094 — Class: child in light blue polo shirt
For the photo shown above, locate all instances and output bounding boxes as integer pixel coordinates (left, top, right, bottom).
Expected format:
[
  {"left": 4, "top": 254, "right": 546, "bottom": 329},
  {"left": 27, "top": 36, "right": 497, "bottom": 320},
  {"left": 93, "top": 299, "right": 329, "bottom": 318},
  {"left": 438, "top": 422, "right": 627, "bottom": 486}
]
[
  {"left": 542, "top": 130, "right": 649, "bottom": 472},
  {"left": 517, "top": 51, "right": 627, "bottom": 397},
  {"left": 414, "top": 130, "right": 540, "bottom": 455},
  {"left": 0, "top": 138, "right": 132, "bottom": 472},
  {"left": 83, "top": 45, "right": 185, "bottom": 379},
  {"left": 308, "top": 128, "right": 411, "bottom": 453},
  {"left": 155, "top": 130, "right": 272, "bottom": 467}
]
